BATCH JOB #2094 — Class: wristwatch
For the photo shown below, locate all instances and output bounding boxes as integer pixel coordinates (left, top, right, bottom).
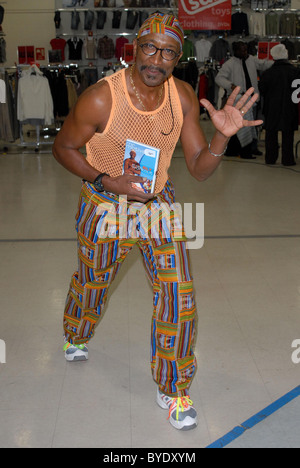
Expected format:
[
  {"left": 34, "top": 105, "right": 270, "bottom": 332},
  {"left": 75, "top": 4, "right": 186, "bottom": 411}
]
[{"left": 93, "top": 173, "right": 109, "bottom": 192}]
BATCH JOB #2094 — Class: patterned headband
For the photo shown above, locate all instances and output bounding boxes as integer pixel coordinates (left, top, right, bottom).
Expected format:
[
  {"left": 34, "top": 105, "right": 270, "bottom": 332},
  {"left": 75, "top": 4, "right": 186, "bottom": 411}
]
[{"left": 137, "top": 13, "right": 184, "bottom": 51}]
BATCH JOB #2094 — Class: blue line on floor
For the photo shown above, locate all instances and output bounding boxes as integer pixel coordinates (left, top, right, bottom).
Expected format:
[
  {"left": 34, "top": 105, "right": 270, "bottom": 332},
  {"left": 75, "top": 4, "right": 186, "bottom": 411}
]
[{"left": 206, "top": 385, "right": 300, "bottom": 448}]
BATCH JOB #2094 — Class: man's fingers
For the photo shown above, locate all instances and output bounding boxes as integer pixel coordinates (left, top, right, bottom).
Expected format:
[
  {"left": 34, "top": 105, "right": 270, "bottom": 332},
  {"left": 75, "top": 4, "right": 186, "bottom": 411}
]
[
  {"left": 242, "top": 86, "right": 255, "bottom": 98},
  {"left": 126, "top": 175, "right": 146, "bottom": 183},
  {"left": 226, "top": 86, "right": 241, "bottom": 106},
  {"left": 199, "top": 99, "right": 216, "bottom": 115},
  {"left": 234, "top": 91, "right": 260, "bottom": 120},
  {"left": 235, "top": 88, "right": 255, "bottom": 110},
  {"left": 243, "top": 119, "right": 264, "bottom": 127}
]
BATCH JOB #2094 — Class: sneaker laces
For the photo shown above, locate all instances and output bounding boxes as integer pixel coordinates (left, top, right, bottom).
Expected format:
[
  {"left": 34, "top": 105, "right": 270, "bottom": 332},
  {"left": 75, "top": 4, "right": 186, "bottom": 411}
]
[{"left": 168, "top": 395, "right": 194, "bottom": 421}]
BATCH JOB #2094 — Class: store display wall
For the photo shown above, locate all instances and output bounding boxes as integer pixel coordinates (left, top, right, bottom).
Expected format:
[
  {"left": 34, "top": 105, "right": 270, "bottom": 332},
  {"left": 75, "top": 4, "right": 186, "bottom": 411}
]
[
  {"left": 1, "top": 0, "right": 300, "bottom": 149},
  {"left": 3, "top": 0, "right": 55, "bottom": 67}
]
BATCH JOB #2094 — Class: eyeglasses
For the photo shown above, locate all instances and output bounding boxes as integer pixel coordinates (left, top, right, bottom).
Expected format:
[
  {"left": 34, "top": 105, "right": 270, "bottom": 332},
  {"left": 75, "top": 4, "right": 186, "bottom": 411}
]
[{"left": 138, "top": 42, "right": 180, "bottom": 61}]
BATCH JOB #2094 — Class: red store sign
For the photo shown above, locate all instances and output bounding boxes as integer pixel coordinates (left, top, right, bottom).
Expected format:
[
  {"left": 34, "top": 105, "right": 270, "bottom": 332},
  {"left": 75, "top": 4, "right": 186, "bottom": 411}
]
[
  {"left": 258, "top": 42, "right": 279, "bottom": 60},
  {"left": 178, "top": 0, "right": 232, "bottom": 30}
]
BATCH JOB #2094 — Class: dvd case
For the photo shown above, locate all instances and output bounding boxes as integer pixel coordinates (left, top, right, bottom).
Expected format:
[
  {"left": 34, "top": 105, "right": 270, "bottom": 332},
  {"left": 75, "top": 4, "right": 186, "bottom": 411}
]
[{"left": 123, "top": 139, "right": 160, "bottom": 194}]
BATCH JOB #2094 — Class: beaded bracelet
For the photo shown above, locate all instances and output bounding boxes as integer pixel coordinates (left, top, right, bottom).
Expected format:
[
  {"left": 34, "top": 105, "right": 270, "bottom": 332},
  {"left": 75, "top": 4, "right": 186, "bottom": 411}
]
[{"left": 208, "top": 141, "right": 227, "bottom": 158}]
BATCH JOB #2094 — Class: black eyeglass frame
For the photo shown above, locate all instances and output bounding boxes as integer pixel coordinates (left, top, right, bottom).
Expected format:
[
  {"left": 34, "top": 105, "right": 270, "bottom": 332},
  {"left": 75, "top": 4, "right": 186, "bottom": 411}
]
[{"left": 137, "top": 41, "right": 181, "bottom": 61}]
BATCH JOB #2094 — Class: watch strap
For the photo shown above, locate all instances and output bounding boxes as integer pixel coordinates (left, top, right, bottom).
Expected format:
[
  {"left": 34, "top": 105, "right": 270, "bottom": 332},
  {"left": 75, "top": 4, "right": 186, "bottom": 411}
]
[{"left": 93, "top": 173, "right": 109, "bottom": 192}]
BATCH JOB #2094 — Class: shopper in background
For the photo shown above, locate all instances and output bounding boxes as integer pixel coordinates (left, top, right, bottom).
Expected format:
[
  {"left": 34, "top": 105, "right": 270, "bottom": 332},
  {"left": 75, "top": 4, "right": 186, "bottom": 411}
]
[
  {"left": 259, "top": 44, "right": 299, "bottom": 166},
  {"left": 215, "top": 41, "right": 272, "bottom": 159},
  {"left": 53, "top": 13, "right": 262, "bottom": 432}
]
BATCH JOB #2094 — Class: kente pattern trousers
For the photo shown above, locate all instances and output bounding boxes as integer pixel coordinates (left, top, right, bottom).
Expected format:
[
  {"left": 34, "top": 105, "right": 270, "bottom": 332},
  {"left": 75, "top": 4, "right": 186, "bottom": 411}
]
[{"left": 63, "top": 180, "right": 197, "bottom": 397}]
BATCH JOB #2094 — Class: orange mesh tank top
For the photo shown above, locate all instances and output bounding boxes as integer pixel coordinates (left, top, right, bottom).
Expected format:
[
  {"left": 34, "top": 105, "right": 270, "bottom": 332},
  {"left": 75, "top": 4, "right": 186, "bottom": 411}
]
[{"left": 86, "top": 68, "right": 183, "bottom": 193}]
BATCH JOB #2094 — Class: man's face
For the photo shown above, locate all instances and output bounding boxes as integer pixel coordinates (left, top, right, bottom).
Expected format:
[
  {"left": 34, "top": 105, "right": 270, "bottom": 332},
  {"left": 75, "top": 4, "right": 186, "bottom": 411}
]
[
  {"left": 235, "top": 44, "right": 248, "bottom": 59},
  {"left": 133, "top": 32, "right": 182, "bottom": 87}
]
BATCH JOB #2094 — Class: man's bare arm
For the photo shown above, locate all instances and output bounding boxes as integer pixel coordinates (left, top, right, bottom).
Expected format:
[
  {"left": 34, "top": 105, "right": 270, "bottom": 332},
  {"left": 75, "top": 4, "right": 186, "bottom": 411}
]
[
  {"left": 178, "top": 80, "right": 229, "bottom": 182},
  {"left": 52, "top": 81, "right": 109, "bottom": 182},
  {"left": 177, "top": 80, "right": 262, "bottom": 182}
]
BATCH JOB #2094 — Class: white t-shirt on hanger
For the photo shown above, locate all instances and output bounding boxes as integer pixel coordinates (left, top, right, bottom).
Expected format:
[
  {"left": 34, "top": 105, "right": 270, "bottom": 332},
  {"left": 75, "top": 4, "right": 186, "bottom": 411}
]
[{"left": 0, "top": 78, "right": 5, "bottom": 103}]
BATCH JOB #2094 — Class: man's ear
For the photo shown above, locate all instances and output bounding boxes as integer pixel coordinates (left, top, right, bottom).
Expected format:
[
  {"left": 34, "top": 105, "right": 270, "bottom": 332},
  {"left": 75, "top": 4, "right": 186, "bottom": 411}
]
[{"left": 174, "top": 51, "right": 183, "bottom": 67}]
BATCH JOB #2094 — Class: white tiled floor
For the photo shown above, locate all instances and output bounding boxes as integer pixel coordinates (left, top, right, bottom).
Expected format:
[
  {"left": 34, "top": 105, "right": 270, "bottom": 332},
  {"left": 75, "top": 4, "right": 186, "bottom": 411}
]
[{"left": 1, "top": 123, "right": 300, "bottom": 448}]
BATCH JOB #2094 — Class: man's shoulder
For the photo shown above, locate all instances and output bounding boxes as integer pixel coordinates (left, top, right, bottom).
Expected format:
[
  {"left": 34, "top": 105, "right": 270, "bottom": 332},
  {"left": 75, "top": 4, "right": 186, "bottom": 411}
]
[
  {"left": 78, "top": 78, "right": 111, "bottom": 107},
  {"left": 221, "top": 56, "right": 238, "bottom": 68},
  {"left": 73, "top": 78, "right": 112, "bottom": 126}
]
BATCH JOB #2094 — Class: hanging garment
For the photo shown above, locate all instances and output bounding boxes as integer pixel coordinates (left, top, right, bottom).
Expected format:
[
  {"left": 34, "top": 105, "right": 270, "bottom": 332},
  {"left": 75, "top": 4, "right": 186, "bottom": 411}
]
[
  {"left": 96, "top": 11, "right": 107, "bottom": 29},
  {"left": 55, "top": 71, "right": 69, "bottom": 118},
  {"left": 265, "top": 11, "right": 279, "bottom": 35},
  {"left": 85, "top": 36, "right": 97, "bottom": 59},
  {"left": 0, "top": 6, "right": 4, "bottom": 25},
  {"left": 84, "top": 67, "right": 98, "bottom": 86},
  {"left": 115, "top": 36, "right": 129, "bottom": 59},
  {"left": 84, "top": 10, "right": 94, "bottom": 30},
  {"left": 248, "top": 11, "right": 266, "bottom": 36},
  {"left": 97, "top": 36, "right": 115, "bottom": 60},
  {"left": 231, "top": 11, "right": 249, "bottom": 35},
  {"left": 126, "top": 10, "right": 139, "bottom": 29},
  {"left": 71, "top": 10, "right": 80, "bottom": 30},
  {"left": 280, "top": 13, "right": 297, "bottom": 36},
  {"left": 198, "top": 72, "right": 208, "bottom": 107},
  {"left": 139, "top": 10, "right": 149, "bottom": 27},
  {"left": 195, "top": 38, "right": 212, "bottom": 62},
  {"left": 17, "top": 66, "right": 54, "bottom": 125},
  {"left": 67, "top": 37, "right": 83, "bottom": 60},
  {"left": 112, "top": 10, "right": 122, "bottom": 28},
  {"left": 50, "top": 38, "right": 66, "bottom": 61},
  {"left": 0, "top": 38, "right": 6, "bottom": 63},
  {"left": 54, "top": 11, "right": 61, "bottom": 29},
  {"left": 0, "top": 78, "right": 5, "bottom": 103},
  {"left": 0, "top": 72, "right": 16, "bottom": 142},
  {"left": 180, "top": 39, "right": 195, "bottom": 62},
  {"left": 281, "top": 38, "right": 296, "bottom": 60},
  {"left": 173, "top": 61, "right": 198, "bottom": 89},
  {"left": 210, "top": 38, "right": 230, "bottom": 62},
  {"left": 66, "top": 78, "right": 78, "bottom": 110}
]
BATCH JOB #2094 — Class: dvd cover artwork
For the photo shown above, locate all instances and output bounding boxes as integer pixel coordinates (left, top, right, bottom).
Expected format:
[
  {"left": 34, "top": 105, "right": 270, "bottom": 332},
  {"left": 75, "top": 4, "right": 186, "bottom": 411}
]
[{"left": 123, "top": 139, "right": 160, "bottom": 194}]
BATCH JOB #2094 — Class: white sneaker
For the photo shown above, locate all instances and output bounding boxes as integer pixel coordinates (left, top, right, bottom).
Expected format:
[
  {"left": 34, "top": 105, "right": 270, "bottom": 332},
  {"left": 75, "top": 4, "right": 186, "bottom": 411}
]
[
  {"left": 156, "top": 388, "right": 198, "bottom": 431},
  {"left": 63, "top": 341, "right": 88, "bottom": 362}
]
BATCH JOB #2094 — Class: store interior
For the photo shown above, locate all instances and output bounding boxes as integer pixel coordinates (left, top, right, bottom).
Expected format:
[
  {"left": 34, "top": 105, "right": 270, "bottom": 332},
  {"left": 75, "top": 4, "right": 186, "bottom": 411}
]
[{"left": 1, "top": 0, "right": 300, "bottom": 449}]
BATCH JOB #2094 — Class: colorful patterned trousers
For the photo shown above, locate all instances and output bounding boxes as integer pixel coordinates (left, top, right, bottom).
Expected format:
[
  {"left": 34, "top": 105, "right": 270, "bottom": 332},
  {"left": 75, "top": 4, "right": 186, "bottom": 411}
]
[{"left": 64, "top": 180, "right": 197, "bottom": 397}]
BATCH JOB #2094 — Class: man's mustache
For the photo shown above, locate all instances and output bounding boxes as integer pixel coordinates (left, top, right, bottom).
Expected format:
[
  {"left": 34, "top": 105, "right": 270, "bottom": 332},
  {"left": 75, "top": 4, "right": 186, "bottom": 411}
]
[{"left": 140, "top": 65, "right": 166, "bottom": 76}]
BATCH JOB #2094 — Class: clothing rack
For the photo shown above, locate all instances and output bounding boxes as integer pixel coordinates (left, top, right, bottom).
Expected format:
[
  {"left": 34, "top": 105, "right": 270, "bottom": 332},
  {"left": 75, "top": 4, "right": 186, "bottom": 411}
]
[
  {"left": 59, "top": 32, "right": 137, "bottom": 36},
  {"left": 56, "top": 7, "right": 176, "bottom": 12},
  {"left": 19, "top": 64, "right": 54, "bottom": 149},
  {"left": 5, "top": 9, "right": 54, "bottom": 14},
  {"left": 0, "top": 64, "right": 56, "bottom": 152}
]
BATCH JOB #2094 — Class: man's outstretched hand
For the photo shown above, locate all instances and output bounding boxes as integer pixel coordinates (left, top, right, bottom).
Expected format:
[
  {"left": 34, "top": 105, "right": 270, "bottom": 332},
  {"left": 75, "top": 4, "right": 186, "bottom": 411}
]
[{"left": 200, "top": 86, "right": 263, "bottom": 138}]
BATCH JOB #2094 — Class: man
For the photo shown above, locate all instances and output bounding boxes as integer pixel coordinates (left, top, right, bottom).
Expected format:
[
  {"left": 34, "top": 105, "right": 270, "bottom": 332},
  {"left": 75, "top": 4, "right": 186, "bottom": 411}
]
[
  {"left": 215, "top": 41, "right": 271, "bottom": 159},
  {"left": 123, "top": 149, "right": 141, "bottom": 176},
  {"left": 52, "top": 13, "right": 262, "bottom": 431},
  {"left": 259, "top": 43, "right": 299, "bottom": 166}
]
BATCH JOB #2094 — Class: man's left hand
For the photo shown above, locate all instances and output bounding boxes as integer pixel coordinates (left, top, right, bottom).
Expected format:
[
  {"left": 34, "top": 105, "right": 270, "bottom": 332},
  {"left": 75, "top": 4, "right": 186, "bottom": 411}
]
[{"left": 200, "top": 86, "right": 263, "bottom": 138}]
